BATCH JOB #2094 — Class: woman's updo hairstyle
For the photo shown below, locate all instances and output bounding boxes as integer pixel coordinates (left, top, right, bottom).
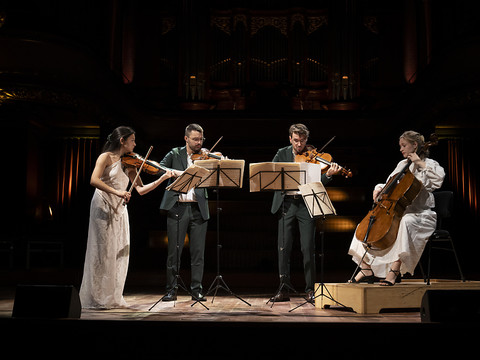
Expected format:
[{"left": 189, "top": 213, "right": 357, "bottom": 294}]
[
  {"left": 399, "top": 130, "right": 429, "bottom": 158},
  {"left": 102, "top": 126, "right": 135, "bottom": 153}
]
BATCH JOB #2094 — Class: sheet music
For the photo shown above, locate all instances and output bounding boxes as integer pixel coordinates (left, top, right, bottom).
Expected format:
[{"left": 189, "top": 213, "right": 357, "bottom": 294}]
[
  {"left": 299, "top": 182, "right": 336, "bottom": 218},
  {"left": 249, "top": 162, "right": 322, "bottom": 192},
  {"left": 194, "top": 159, "right": 245, "bottom": 188},
  {"left": 302, "top": 162, "right": 323, "bottom": 184},
  {"left": 165, "top": 164, "right": 210, "bottom": 193}
]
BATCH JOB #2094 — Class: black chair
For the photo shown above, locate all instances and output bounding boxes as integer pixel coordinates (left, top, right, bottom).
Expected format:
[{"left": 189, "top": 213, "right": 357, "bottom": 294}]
[{"left": 424, "top": 191, "right": 465, "bottom": 285}]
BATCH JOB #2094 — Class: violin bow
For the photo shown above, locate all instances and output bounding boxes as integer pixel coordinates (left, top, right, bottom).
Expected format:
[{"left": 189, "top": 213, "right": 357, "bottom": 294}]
[
  {"left": 127, "top": 146, "right": 153, "bottom": 194},
  {"left": 207, "top": 136, "right": 223, "bottom": 154},
  {"left": 120, "top": 146, "right": 153, "bottom": 207},
  {"left": 317, "top": 136, "right": 336, "bottom": 153}
]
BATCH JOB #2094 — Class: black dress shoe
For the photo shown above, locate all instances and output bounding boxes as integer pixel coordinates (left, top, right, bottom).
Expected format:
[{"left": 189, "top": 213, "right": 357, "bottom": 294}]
[
  {"left": 269, "top": 291, "right": 290, "bottom": 302},
  {"left": 162, "top": 290, "right": 177, "bottom": 302},
  {"left": 191, "top": 292, "right": 207, "bottom": 302},
  {"left": 306, "top": 290, "right": 315, "bottom": 303}
]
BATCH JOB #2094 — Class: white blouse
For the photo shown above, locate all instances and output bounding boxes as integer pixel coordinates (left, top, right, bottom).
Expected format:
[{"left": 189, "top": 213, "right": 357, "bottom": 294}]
[{"left": 375, "top": 158, "right": 445, "bottom": 212}]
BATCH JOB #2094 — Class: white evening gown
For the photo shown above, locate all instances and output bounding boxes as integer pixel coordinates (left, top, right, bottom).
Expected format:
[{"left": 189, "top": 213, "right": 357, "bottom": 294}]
[
  {"left": 348, "top": 158, "right": 445, "bottom": 278},
  {"left": 80, "top": 160, "right": 130, "bottom": 309}
]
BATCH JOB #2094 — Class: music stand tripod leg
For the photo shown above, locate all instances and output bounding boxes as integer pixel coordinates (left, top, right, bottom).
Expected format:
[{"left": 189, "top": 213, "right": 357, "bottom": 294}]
[
  {"left": 200, "top": 274, "right": 251, "bottom": 307},
  {"left": 290, "top": 226, "right": 348, "bottom": 312},
  {"left": 268, "top": 275, "right": 297, "bottom": 307},
  {"left": 289, "top": 188, "right": 347, "bottom": 312},
  {"left": 193, "top": 185, "right": 250, "bottom": 307}
]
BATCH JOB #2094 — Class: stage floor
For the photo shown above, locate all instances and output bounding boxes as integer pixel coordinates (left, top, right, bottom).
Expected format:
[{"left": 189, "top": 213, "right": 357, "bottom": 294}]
[
  {"left": 1, "top": 285, "right": 479, "bottom": 358},
  {"left": 1, "top": 286, "right": 421, "bottom": 323}
]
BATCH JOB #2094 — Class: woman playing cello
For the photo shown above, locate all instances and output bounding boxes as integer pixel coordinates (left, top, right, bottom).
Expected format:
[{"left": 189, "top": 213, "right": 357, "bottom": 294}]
[{"left": 348, "top": 131, "right": 445, "bottom": 286}]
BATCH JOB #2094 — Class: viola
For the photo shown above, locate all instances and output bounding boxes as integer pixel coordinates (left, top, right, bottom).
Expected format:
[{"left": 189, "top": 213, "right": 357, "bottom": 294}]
[
  {"left": 295, "top": 145, "right": 353, "bottom": 178},
  {"left": 121, "top": 152, "right": 172, "bottom": 176}
]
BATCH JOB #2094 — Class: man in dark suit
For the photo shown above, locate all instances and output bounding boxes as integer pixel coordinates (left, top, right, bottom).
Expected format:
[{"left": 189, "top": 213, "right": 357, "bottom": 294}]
[
  {"left": 271, "top": 124, "right": 340, "bottom": 303},
  {"left": 159, "top": 124, "right": 209, "bottom": 302}
]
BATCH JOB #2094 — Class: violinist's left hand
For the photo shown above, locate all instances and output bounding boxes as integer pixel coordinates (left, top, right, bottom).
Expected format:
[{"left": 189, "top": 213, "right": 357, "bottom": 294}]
[
  {"left": 326, "top": 162, "right": 341, "bottom": 177},
  {"left": 161, "top": 169, "right": 175, "bottom": 180},
  {"left": 172, "top": 169, "right": 183, "bottom": 178}
]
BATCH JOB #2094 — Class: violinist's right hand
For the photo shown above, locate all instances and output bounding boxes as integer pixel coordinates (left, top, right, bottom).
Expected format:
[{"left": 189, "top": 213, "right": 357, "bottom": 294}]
[{"left": 117, "top": 190, "right": 131, "bottom": 203}]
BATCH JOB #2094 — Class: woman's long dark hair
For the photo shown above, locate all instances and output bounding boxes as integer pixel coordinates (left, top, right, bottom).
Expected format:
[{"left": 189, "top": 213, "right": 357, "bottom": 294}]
[{"left": 102, "top": 126, "right": 135, "bottom": 153}]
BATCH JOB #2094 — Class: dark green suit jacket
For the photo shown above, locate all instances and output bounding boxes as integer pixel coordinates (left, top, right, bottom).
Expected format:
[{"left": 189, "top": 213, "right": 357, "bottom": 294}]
[
  {"left": 159, "top": 146, "right": 209, "bottom": 220},
  {"left": 271, "top": 145, "right": 332, "bottom": 214}
]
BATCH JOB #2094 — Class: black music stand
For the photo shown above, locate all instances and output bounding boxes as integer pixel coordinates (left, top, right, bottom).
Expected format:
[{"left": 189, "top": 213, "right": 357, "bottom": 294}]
[
  {"left": 149, "top": 165, "right": 210, "bottom": 311},
  {"left": 289, "top": 182, "right": 346, "bottom": 312},
  {"left": 249, "top": 162, "right": 306, "bottom": 307},
  {"left": 192, "top": 159, "right": 250, "bottom": 307}
]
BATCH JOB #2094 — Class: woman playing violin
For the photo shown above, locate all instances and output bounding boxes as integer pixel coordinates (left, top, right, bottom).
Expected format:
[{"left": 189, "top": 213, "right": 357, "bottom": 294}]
[
  {"left": 348, "top": 131, "right": 445, "bottom": 286},
  {"left": 80, "top": 126, "right": 173, "bottom": 309}
]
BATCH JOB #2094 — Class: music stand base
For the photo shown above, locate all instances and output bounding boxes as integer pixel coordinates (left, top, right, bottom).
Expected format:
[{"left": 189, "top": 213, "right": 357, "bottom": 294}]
[
  {"left": 148, "top": 274, "right": 190, "bottom": 311},
  {"left": 267, "top": 276, "right": 298, "bottom": 307},
  {"left": 194, "top": 275, "right": 251, "bottom": 306},
  {"left": 149, "top": 274, "right": 209, "bottom": 311},
  {"left": 289, "top": 282, "right": 348, "bottom": 312}
]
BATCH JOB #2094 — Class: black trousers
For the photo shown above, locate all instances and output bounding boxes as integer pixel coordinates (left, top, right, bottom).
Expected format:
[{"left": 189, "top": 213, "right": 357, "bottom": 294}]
[
  {"left": 166, "top": 202, "right": 208, "bottom": 292},
  {"left": 277, "top": 197, "right": 316, "bottom": 292}
]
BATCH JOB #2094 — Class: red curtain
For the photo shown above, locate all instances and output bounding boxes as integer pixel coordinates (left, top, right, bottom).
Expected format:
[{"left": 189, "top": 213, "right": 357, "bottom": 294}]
[
  {"left": 55, "top": 138, "right": 99, "bottom": 217},
  {"left": 448, "top": 139, "right": 478, "bottom": 218}
]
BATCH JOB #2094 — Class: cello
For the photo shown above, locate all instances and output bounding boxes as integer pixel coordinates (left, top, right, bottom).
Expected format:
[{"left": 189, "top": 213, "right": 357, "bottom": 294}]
[{"left": 355, "top": 134, "right": 438, "bottom": 250}]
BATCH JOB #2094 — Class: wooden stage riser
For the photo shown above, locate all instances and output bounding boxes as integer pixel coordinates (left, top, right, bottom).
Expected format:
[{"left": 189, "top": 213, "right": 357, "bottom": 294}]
[{"left": 316, "top": 280, "right": 480, "bottom": 314}]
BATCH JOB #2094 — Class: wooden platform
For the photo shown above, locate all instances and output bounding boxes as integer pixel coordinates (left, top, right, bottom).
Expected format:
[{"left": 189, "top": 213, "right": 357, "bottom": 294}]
[{"left": 316, "top": 280, "right": 480, "bottom": 314}]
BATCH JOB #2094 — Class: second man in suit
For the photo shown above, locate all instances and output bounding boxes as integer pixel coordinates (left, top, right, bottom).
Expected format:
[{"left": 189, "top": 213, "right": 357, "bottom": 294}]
[
  {"left": 271, "top": 123, "right": 341, "bottom": 303},
  {"left": 160, "top": 123, "right": 210, "bottom": 302}
]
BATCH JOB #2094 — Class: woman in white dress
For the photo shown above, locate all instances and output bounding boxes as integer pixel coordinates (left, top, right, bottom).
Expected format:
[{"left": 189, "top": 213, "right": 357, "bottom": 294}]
[
  {"left": 348, "top": 131, "right": 445, "bottom": 286},
  {"left": 80, "top": 126, "right": 172, "bottom": 309}
]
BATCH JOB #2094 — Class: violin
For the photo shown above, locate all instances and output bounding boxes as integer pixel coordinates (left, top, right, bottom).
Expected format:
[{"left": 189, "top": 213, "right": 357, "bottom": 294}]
[
  {"left": 191, "top": 149, "right": 223, "bottom": 161},
  {"left": 121, "top": 152, "right": 172, "bottom": 176},
  {"left": 191, "top": 136, "right": 226, "bottom": 161},
  {"left": 295, "top": 145, "right": 353, "bottom": 178}
]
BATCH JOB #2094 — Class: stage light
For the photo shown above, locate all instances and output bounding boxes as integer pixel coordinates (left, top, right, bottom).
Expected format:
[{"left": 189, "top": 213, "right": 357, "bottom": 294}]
[
  {"left": 327, "top": 188, "right": 350, "bottom": 202},
  {"left": 322, "top": 217, "right": 357, "bottom": 232}
]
